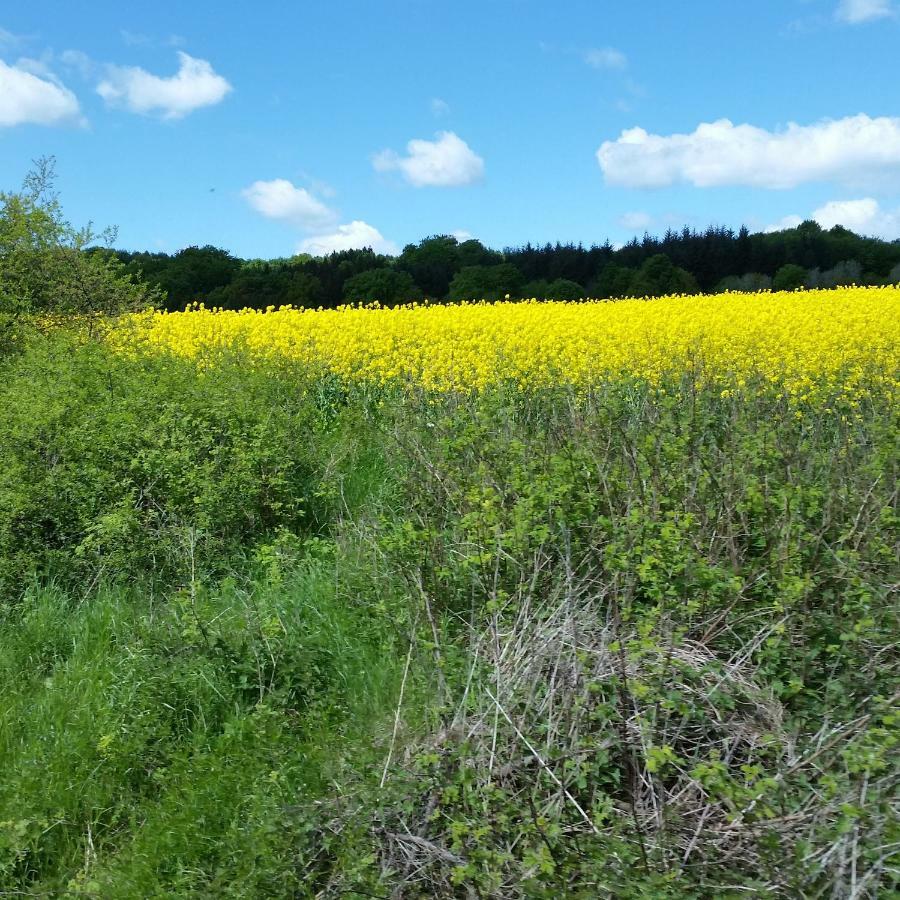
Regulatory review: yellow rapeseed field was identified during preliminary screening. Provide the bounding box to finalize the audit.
[113,287,900,397]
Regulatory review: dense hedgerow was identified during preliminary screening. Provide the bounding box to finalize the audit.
[0,335,351,601]
[0,300,897,897]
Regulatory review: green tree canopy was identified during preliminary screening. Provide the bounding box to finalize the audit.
[588,263,636,299]
[628,254,698,297]
[342,267,421,306]
[805,259,863,289]
[398,235,499,299]
[773,263,808,292]
[447,263,524,302]
[522,278,585,301]
[207,269,323,311]
[94,206,900,311]
[589,255,697,299]
[1,158,159,348]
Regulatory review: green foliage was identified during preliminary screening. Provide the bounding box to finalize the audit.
[591,253,698,298]
[773,263,808,291]
[0,158,159,345]
[447,262,525,301]
[356,381,898,896]
[121,245,242,310]
[716,271,773,292]
[206,266,323,310]
[588,261,635,298]
[0,556,409,897]
[342,266,421,305]
[0,332,896,897]
[107,221,900,311]
[805,258,863,289]
[0,336,340,600]
[522,277,585,300]
[630,253,698,296]
[397,235,500,298]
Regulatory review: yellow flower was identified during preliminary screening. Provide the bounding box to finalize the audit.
[109,287,900,401]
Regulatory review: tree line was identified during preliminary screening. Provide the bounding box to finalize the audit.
[114,224,900,311]
[4,159,900,327]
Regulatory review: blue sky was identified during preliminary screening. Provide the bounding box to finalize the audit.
[2,0,899,258]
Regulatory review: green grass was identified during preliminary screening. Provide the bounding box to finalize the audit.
[0,333,897,897]
[0,553,415,897]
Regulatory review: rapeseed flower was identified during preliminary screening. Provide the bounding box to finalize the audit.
[110,287,900,399]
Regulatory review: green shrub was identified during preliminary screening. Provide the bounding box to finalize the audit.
[0,336,337,601]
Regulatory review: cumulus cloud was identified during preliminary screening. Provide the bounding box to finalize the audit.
[813,198,884,230]
[241,179,337,230]
[373,131,485,187]
[298,220,398,256]
[835,0,895,23]
[452,229,474,241]
[597,114,900,189]
[766,214,804,233]
[618,211,653,230]
[243,177,397,255]
[97,51,231,119]
[585,46,627,69]
[767,197,900,238]
[0,57,82,127]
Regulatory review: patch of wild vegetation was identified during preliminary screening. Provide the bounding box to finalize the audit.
[0,161,897,897]
[0,337,896,897]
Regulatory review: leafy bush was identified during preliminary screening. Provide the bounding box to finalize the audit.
[0,159,159,351]
[0,336,336,600]
[350,383,899,897]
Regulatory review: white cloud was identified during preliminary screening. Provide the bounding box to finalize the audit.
[835,0,895,23]
[373,131,485,187]
[597,114,900,189]
[97,51,231,119]
[303,175,336,199]
[452,229,474,242]
[813,198,882,230]
[765,214,804,233]
[618,211,653,230]
[298,220,398,256]
[766,197,900,238]
[241,179,337,230]
[431,97,450,117]
[243,178,396,255]
[585,46,627,69]
[0,57,82,127]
